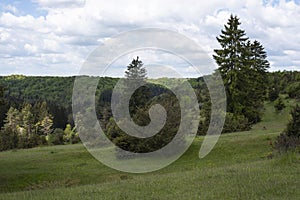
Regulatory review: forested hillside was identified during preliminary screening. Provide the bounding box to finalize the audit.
[0,75,118,127]
[0,71,300,127]
[0,72,298,122]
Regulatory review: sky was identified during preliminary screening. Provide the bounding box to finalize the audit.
[0,0,300,77]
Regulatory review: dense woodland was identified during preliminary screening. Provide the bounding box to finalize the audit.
[0,15,299,153]
[0,70,299,152]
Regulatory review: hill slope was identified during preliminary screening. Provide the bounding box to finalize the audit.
[0,100,299,199]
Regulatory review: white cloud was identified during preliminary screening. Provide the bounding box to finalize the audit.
[24,43,38,54]
[2,4,18,14]
[0,31,10,42]
[0,0,299,76]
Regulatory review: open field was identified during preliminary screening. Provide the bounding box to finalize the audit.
[0,101,299,199]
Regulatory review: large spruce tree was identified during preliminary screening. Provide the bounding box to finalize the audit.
[244,40,270,122]
[213,14,249,114]
[213,14,269,124]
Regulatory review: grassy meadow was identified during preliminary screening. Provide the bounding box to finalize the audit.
[0,100,299,199]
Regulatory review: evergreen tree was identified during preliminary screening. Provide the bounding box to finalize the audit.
[33,101,52,135]
[125,56,147,80]
[214,15,270,124]
[242,40,270,122]
[248,40,270,100]
[124,57,150,115]
[41,115,53,138]
[4,107,22,136]
[0,107,19,151]
[213,14,249,114]
[286,104,300,138]
[21,103,34,137]
[35,101,49,122]
[275,105,300,152]
[250,41,270,73]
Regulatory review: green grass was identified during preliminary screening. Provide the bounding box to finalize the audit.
[0,101,299,199]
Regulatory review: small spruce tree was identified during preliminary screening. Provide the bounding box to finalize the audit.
[275,105,300,152]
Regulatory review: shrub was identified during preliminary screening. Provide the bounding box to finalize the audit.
[285,104,300,138]
[275,105,300,153]
[47,128,64,145]
[222,113,250,133]
[274,97,285,112]
[63,124,80,144]
[275,133,300,154]
[0,127,18,151]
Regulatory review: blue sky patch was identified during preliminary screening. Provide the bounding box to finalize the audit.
[0,0,47,17]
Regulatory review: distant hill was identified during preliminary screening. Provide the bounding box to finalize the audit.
[0,75,119,108]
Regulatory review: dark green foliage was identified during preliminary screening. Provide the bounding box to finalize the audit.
[1,68,299,152]
[275,105,300,153]
[269,87,280,102]
[275,133,300,153]
[274,98,285,112]
[286,82,300,99]
[0,75,119,150]
[243,40,270,123]
[197,84,211,135]
[115,93,181,154]
[0,85,9,128]
[130,85,152,115]
[285,104,300,138]
[213,14,249,115]
[268,71,300,100]
[47,102,71,129]
[0,75,74,108]
[213,14,269,125]
[0,75,119,129]
[48,128,64,145]
[0,127,18,151]
[222,112,250,133]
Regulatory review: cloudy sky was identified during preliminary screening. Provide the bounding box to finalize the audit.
[0,0,300,77]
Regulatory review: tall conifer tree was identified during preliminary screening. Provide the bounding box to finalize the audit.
[213,14,249,114]
[214,15,270,124]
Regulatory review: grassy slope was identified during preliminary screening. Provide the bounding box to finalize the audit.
[0,100,299,199]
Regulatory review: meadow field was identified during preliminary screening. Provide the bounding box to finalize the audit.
[0,101,299,200]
